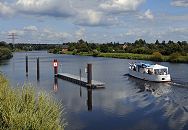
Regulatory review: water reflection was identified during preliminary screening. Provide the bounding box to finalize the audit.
[87,88,92,111]
[127,76,188,130]
[53,77,93,112]
[53,77,58,92]
[80,86,82,97]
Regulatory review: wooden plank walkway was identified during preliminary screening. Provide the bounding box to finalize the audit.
[57,73,105,89]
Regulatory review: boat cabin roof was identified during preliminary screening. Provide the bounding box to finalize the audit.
[135,63,168,70]
[146,64,168,70]
[136,63,151,67]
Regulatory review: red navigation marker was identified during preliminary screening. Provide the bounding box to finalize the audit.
[53,59,58,67]
[53,59,58,76]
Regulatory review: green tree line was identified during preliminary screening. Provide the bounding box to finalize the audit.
[66,39,188,56]
[63,39,188,63]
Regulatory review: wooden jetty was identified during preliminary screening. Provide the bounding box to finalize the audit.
[57,73,105,89]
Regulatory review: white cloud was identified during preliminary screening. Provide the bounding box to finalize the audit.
[139,9,154,20]
[100,0,145,13]
[16,0,74,17]
[75,28,86,40]
[24,25,38,31]
[14,0,120,27]
[158,27,188,41]
[0,2,14,17]
[169,27,188,34]
[76,10,102,26]
[144,9,154,20]
[75,9,121,26]
[0,0,145,27]
[6,26,71,43]
[8,29,25,36]
[171,0,188,7]
[40,28,70,40]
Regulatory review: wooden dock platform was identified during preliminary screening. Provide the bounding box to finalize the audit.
[57,73,105,89]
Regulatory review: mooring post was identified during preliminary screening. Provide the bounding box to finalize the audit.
[37,57,40,81]
[87,64,92,87]
[26,55,28,76]
[53,59,58,76]
[79,68,82,97]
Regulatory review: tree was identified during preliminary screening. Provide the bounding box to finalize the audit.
[155,40,160,45]
[100,44,109,53]
[78,39,85,44]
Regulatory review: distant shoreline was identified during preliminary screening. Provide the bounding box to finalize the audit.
[63,51,188,63]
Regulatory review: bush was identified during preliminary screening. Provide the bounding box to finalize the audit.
[0,74,65,130]
[131,47,152,54]
[169,52,181,62]
[0,47,13,60]
[72,49,78,55]
[150,52,163,61]
[92,50,100,57]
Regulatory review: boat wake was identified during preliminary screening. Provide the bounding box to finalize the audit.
[168,81,188,88]
[124,73,188,89]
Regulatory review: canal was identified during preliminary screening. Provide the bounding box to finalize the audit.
[0,51,188,130]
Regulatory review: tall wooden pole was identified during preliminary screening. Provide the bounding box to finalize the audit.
[87,64,92,86]
[37,57,40,81]
[26,55,28,76]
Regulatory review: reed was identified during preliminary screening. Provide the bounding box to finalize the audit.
[0,75,65,130]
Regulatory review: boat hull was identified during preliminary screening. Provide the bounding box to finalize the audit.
[128,68,171,82]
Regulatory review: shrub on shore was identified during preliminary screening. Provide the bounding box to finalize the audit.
[0,47,13,60]
[92,50,100,57]
[168,52,181,62]
[150,52,163,61]
[0,74,65,130]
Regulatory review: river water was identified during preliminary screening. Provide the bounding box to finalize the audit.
[0,51,188,130]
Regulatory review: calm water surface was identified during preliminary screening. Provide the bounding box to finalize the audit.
[0,51,188,130]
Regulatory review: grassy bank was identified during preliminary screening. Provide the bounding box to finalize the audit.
[0,74,65,130]
[65,51,188,63]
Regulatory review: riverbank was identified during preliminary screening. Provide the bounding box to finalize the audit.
[0,74,65,130]
[65,51,188,63]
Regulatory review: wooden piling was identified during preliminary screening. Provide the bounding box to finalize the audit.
[37,57,40,81]
[79,68,82,97]
[87,64,92,86]
[26,55,28,76]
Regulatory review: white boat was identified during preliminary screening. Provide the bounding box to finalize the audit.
[128,62,171,82]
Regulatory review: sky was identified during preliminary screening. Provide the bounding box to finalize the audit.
[0,0,188,44]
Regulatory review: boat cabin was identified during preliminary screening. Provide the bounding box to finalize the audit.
[146,64,168,75]
[131,63,169,75]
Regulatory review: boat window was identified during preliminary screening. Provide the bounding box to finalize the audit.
[148,69,153,74]
[154,69,168,75]
[161,69,168,75]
